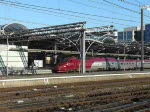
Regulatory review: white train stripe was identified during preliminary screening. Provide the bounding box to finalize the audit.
[0,72,150,82]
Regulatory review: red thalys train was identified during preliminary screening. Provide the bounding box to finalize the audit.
[54,57,150,73]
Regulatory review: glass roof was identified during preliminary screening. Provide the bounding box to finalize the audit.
[102,37,115,43]
[95,36,115,43]
[0,23,27,34]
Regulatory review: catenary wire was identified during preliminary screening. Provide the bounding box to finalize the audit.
[117,0,141,7]
[65,0,142,19]
[0,0,140,23]
[0,1,135,27]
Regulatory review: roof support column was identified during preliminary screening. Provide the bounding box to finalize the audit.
[81,30,86,74]
[6,35,9,77]
[141,8,144,71]
[54,44,57,65]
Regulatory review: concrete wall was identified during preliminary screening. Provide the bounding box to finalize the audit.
[0,44,28,75]
[0,73,150,88]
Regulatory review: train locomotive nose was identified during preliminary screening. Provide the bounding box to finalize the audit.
[55,64,68,73]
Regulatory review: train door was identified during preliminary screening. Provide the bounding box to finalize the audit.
[69,60,76,72]
[105,58,110,70]
[106,58,118,70]
[86,59,93,71]
[117,59,121,70]
[72,59,81,72]
[136,60,141,69]
[101,61,107,71]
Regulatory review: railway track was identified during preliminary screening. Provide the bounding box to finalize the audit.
[0,78,149,112]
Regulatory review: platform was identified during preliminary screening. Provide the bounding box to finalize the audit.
[0,70,150,88]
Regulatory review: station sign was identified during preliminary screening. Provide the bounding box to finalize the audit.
[34,60,43,68]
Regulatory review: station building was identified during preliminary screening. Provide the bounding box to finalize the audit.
[118,26,140,43]
[118,24,150,43]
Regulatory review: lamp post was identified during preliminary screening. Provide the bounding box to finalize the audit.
[54,44,57,65]
[6,34,9,77]
[124,43,126,71]
[141,5,150,71]
[81,30,86,74]
[123,31,127,71]
[141,7,144,71]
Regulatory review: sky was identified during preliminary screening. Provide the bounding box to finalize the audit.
[0,0,150,31]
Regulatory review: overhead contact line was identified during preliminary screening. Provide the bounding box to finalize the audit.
[0,0,140,23]
[102,0,150,18]
[0,0,133,27]
[66,0,140,19]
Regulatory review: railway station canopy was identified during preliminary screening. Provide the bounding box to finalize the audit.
[1,22,150,57]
